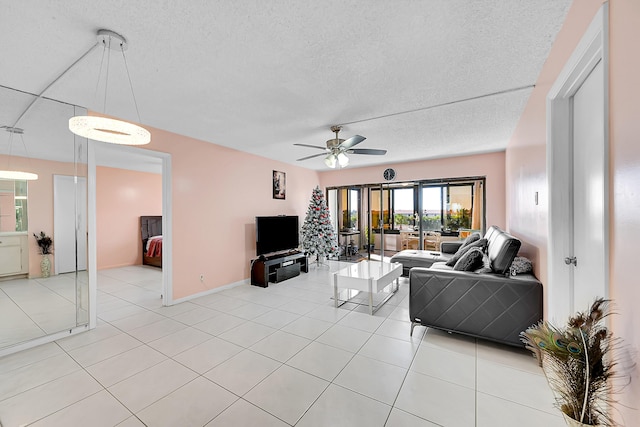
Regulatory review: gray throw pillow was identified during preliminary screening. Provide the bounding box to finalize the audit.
[460,232,481,249]
[474,254,492,274]
[453,248,485,271]
[446,238,487,267]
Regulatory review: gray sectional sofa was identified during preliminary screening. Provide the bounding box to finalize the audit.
[399,226,543,347]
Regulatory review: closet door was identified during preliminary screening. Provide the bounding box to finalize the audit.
[54,175,87,274]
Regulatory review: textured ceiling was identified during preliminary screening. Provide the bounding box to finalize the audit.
[0,1,572,171]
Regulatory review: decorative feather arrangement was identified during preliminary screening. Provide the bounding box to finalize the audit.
[521,298,617,426]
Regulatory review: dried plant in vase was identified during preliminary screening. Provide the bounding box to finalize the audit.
[521,298,618,427]
[33,231,53,255]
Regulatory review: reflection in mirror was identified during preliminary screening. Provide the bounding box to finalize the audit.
[0,179,28,232]
[0,86,89,352]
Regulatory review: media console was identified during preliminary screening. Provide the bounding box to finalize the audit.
[250,251,308,287]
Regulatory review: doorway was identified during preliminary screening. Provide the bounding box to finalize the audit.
[88,143,172,328]
[547,4,609,322]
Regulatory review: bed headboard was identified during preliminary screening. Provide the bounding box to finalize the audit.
[140,216,162,241]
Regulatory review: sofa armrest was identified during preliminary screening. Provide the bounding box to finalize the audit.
[440,241,463,254]
[409,268,542,347]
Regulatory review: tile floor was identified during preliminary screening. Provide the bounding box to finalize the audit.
[0,273,85,348]
[0,263,565,426]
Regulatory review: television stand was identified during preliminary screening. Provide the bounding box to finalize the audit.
[251,251,308,287]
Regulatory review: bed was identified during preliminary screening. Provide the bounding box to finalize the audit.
[140,216,162,268]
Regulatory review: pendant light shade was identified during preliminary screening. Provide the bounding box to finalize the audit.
[68,30,150,146]
[0,170,38,180]
[69,116,150,145]
[0,127,38,181]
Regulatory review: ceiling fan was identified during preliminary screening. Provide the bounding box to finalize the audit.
[295,126,387,168]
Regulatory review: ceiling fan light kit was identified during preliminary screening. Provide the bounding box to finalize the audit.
[324,153,337,168]
[336,152,349,167]
[68,30,150,146]
[295,125,386,169]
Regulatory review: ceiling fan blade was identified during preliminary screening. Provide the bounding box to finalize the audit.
[348,148,387,155]
[339,134,366,150]
[296,153,327,161]
[294,143,327,151]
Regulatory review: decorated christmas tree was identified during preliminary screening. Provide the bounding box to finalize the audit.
[302,186,339,263]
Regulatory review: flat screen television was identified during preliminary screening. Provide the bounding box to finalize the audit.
[255,215,299,256]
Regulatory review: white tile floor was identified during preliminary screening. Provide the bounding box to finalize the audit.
[0,263,566,426]
[0,273,84,348]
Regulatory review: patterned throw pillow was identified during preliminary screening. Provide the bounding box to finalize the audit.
[460,232,481,249]
[453,248,485,271]
[509,256,533,275]
[446,238,487,267]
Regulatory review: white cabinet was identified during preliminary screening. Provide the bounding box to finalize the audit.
[0,234,28,277]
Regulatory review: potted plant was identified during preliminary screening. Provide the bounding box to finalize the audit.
[33,231,53,278]
[521,298,618,426]
[364,228,375,252]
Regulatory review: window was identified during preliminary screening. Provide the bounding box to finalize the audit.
[340,188,360,230]
[421,186,443,231]
[445,185,473,231]
[392,188,414,231]
[328,176,485,253]
[422,182,478,232]
[370,188,389,230]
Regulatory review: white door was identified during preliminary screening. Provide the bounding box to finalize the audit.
[54,175,87,274]
[547,4,608,322]
[570,61,606,312]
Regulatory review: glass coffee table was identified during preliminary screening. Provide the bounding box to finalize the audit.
[333,261,402,315]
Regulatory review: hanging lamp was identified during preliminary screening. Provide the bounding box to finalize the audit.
[69,30,150,145]
[0,127,38,181]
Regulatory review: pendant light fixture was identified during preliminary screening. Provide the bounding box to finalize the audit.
[69,30,150,145]
[0,126,38,181]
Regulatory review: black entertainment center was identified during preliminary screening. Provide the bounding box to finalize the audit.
[251,215,308,287]
[250,251,308,287]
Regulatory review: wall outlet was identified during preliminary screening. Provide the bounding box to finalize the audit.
[199,274,204,282]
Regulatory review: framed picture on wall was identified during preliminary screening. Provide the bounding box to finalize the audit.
[273,170,286,199]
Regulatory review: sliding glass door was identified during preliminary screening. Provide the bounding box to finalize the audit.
[327,176,485,258]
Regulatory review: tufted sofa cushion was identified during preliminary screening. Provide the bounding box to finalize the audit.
[486,229,521,275]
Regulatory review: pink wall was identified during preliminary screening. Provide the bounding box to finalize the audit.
[505,0,603,286]
[114,124,320,299]
[319,152,506,230]
[96,166,162,269]
[506,0,640,422]
[99,127,502,300]
[0,154,78,277]
[609,0,640,421]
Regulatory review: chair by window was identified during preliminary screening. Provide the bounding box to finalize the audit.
[423,231,441,251]
[401,231,420,250]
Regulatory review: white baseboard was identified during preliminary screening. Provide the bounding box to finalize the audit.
[170,278,251,305]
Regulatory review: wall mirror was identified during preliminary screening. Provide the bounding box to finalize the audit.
[0,85,88,352]
[0,179,28,232]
